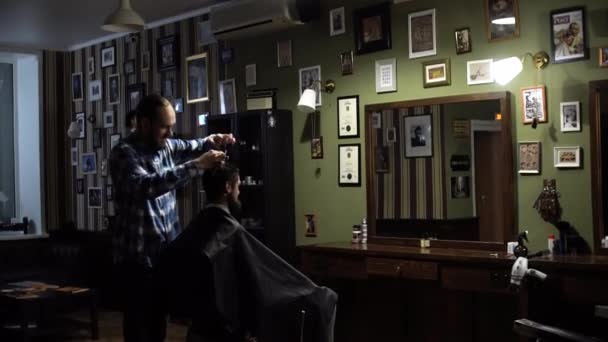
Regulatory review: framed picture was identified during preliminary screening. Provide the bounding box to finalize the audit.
[408,9,436,59]
[221,48,234,64]
[87,57,95,75]
[337,95,359,138]
[197,20,216,46]
[521,85,547,124]
[484,0,520,42]
[110,134,121,150]
[103,110,114,129]
[100,159,108,177]
[173,98,184,113]
[161,72,175,98]
[467,59,494,85]
[404,114,433,158]
[518,141,541,174]
[72,72,83,101]
[375,146,389,173]
[329,7,346,36]
[157,35,179,71]
[299,65,321,106]
[554,146,581,168]
[600,47,608,68]
[375,58,396,93]
[89,79,102,102]
[219,79,237,114]
[106,184,113,201]
[386,127,396,143]
[372,112,382,129]
[451,176,470,199]
[560,101,581,132]
[141,51,150,71]
[353,2,391,55]
[305,214,317,237]
[454,27,472,54]
[422,58,450,88]
[339,51,354,75]
[338,144,361,186]
[88,187,102,209]
[107,73,120,105]
[245,64,256,87]
[551,7,587,64]
[75,112,86,139]
[71,147,78,166]
[81,152,97,175]
[311,137,323,159]
[93,128,102,149]
[76,178,84,194]
[126,83,145,114]
[124,59,135,75]
[101,45,116,68]
[277,40,292,67]
[198,114,207,126]
[185,53,209,104]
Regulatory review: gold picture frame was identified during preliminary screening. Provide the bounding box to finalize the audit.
[185,52,209,104]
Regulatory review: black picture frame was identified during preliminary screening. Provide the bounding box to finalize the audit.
[550,6,588,64]
[157,35,179,71]
[337,95,360,139]
[403,114,433,158]
[353,2,392,55]
[93,128,103,149]
[338,143,361,187]
[311,136,324,159]
[126,83,146,114]
[454,27,472,54]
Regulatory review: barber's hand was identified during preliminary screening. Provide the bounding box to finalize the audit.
[193,150,226,170]
[208,133,236,147]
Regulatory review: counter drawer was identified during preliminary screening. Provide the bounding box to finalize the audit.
[367,257,438,280]
[441,266,511,293]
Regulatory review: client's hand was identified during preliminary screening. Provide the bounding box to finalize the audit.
[194,150,226,170]
[208,133,236,147]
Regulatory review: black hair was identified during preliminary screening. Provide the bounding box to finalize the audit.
[125,110,137,129]
[135,94,171,124]
[202,164,240,202]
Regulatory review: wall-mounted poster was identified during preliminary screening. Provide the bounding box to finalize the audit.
[551,7,588,64]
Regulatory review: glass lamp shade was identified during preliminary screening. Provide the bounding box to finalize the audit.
[102,0,145,33]
[492,56,523,86]
[297,88,317,113]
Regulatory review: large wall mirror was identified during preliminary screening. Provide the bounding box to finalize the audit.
[590,80,608,255]
[365,92,514,249]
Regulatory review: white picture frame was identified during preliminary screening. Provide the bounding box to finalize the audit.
[75,112,86,139]
[100,46,116,68]
[103,110,115,128]
[245,64,256,87]
[554,146,581,168]
[299,65,322,106]
[408,8,436,59]
[89,80,102,102]
[518,141,541,174]
[467,59,494,85]
[88,187,102,208]
[560,101,581,132]
[329,7,346,36]
[81,152,97,175]
[219,78,237,114]
[375,58,397,93]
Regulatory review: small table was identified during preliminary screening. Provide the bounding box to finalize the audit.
[0,281,98,341]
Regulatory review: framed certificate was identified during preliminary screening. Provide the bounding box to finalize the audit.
[338,144,361,187]
[337,95,359,138]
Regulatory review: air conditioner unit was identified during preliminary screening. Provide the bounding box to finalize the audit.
[210,0,319,40]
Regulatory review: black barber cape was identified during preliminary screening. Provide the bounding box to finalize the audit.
[158,206,338,342]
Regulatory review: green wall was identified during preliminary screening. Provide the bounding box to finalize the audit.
[227,0,608,251]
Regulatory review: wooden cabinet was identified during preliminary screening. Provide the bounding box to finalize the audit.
[206,110,295,260]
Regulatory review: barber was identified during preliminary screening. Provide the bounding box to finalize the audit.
[109,94,235,342]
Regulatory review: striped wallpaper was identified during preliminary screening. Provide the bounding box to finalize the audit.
[43,15,222,231]
[374,105,446,220]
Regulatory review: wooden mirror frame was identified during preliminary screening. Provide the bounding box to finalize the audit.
[364,91,514,251]
[590,80,608,255]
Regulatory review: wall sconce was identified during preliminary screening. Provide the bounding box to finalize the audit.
[492,51,549,86]
[297,79,336,113]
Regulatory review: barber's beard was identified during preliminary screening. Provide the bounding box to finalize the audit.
[227,195,242,221]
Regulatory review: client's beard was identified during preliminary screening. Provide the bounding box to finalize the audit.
[228,196,242,221]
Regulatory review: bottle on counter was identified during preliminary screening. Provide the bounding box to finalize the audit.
[361,218,368,244]
[352,224,361,244]
[548,234,555,255]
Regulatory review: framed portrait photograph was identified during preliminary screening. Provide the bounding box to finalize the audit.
[93,128,102,149]
[554,146,581,168]
[72,72,83,101]
[124,59,135,76]
[277,40,292,68]
[141,51,150,71]
[372,112,382,129]
[103,110,114,128]
[386,127,396,143]
[375,146,389,173]
[110,134,121,150]
[375,58,396,93]
[185,52,209,104]
[551,7,587,64]
[484,0,520,42]
[353,2,391,55]
[518,141,541,174]
[338,144,361,187]
[451,176,470,199]
[600,47,608,68]
[521,85,547,124]
[87,57,95,75]
[81,152,97,175]
[311,136,323,159]
[304,214,317,237]
[408,8,436,59]
[107,73,120,105]
[340,51,354,75]
[71,147,78,166]
[157,35,179,71]
[161,72,175,98]
[219,78,237,115]
[560,101,581,132]
[101,45,115,68]
[126,83,145,114]
[422,58,450,88]
[404,114,433,158]
[88,187,102,209]
[173,98,184,113]
[245,64,256,87]
[299,65,321,106]
[75,112,86,139]
[337,95,359,138]
[88,79,102,102]
[329,6,346,36]
[76,178,84,194]
[455,27,472,54]
[467,59,494,85]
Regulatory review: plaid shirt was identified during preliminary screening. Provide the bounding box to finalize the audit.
[109,134,211,267]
